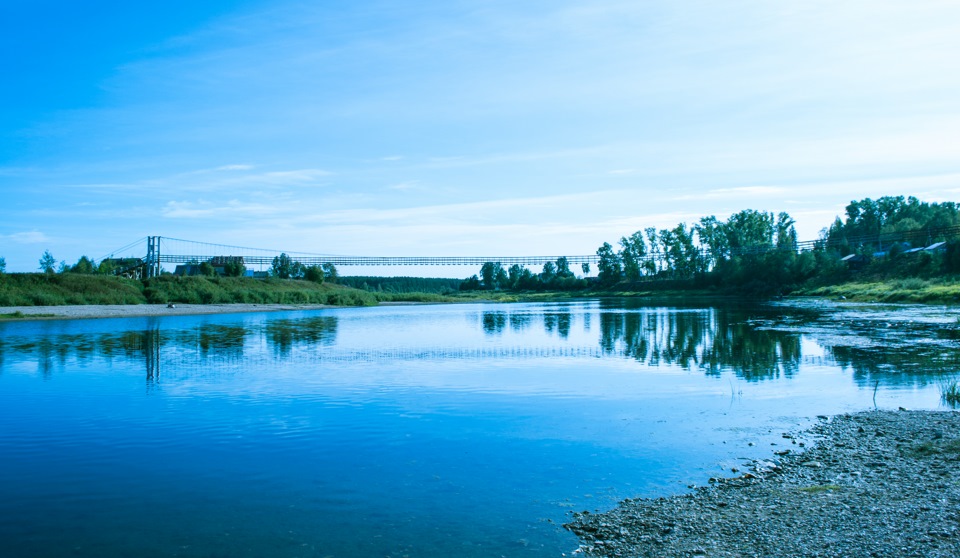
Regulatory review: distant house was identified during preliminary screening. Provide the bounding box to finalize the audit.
[174,264,204,276]
[841,254,868,269]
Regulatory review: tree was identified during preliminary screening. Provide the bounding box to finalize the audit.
[322,263,338,283]
[659,224,700,278]
[304,265,325,283]
[695,216,728,271]
[596,242,622,286]
[507,264,525,289]
[724,209,775,251]
[223,260,246,277]
[581,262,590,275]
[271,253,294,278]
[619,231,647,281]
[495,266,508,289]
[540,261,557,284]
[290,261,305,279]
[460,274,482,291]
[199,262,216,276]
[480,261,504,290]
[39,250,56,274]
[555,256,574,278]
[644,227,660,275]
[71,256,96,274]
[0,256,5,273]
[775,212,798,251]
[97,259,117,275]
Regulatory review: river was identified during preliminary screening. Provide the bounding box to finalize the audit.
[1,298,958,557]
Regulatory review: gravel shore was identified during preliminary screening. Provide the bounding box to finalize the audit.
[566,410,960,557]
[0,303,335,320]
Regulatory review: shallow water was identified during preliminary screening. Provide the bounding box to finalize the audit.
[1,299,958,557]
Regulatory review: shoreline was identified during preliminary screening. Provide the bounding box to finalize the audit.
[566,409,960,557]
[0,303,339,320]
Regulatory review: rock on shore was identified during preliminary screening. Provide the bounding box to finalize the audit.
[566,410,960,557]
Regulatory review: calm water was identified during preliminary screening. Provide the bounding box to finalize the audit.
[1,299,959,557]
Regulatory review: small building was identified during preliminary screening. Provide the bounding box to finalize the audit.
[841,254,867,269]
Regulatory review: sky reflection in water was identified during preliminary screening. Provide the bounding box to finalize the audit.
[0,300,959,557]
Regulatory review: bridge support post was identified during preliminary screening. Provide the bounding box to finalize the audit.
[146,236,161,278]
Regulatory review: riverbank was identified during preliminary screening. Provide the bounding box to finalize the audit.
[0,303,338,320]
[566,409,960,557]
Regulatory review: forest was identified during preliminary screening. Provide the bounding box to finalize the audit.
[460,195,960,295]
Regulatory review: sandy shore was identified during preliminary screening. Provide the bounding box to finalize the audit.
[0,303,337,320]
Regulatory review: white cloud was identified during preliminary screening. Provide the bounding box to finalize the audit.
[3,231,49,244]
[162,199,282,219]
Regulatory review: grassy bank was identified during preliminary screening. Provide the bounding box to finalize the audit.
[794,277,960,303]
[0,273,147,306]
[0,273,388,307]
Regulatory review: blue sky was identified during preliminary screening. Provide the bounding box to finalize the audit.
[2,0,959,273]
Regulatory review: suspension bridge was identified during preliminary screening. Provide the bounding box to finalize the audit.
[100,226,960,279]
[101,236,603,278]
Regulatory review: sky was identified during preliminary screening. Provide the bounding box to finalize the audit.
[2,0,959,274]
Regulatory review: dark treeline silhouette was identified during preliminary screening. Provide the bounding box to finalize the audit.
[461,256,589,292]
[462,196,960,295]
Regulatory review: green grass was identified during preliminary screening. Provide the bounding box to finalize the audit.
[941,380,960,408]
[0,273,146,306]
[142,276,378,306]
[909,438,960,458]
[796,278,960,304]
[0,273,382,308]
[0,311,58,319]
[798,485,842,493]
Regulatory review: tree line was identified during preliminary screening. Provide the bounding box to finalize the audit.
[0,250,340,284]
[459,257,590,292]
[462,195,960,294]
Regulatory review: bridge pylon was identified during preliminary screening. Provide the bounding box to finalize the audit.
[146,236,162,278]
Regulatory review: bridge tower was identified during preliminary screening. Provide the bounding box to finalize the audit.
[145,236,161,278]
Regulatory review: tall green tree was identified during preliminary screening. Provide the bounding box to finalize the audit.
[775,212,798,250]
[38,250,56,274]
[695,216,728,270]
[644,227,660,275]
[304,265,324,283]
[619,231,647,280]
[0,256,5,274]
[723,209,775,251]
[71,256,96,274]
[271,253,293,278]
[480,261,504,290]
[596,242,622,286]
[659,224,700,277]
[507,264,525,289]
[540,261,557,284]
[321,263,338,283]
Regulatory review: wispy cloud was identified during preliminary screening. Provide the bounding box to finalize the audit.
[162,199,284,219]
[3,231,49,244]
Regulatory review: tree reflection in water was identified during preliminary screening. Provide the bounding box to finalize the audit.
[1,302,958,390]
